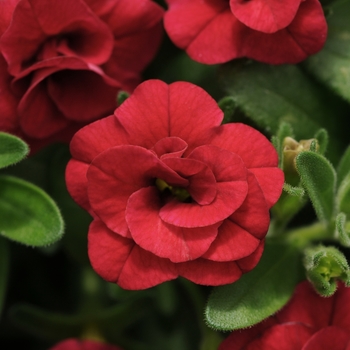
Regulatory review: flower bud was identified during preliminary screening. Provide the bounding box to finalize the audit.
[283,137,318,185]
[304,245,350,296]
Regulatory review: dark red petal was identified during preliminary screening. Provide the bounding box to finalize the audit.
[163,157,217,205]
[331,282,350,332]
[0,0,19,36]
[50,338,123,350]
[164,0,228,50]
[69,115,129,164]
[177,258,242,286]
[126,186,220,263]
[242,0,327,64]
[248,323,314,350]
[236,239,264,272]
[229,0,302,33]
[188,145,247,182]
[202,220,260,262]
[210,123,279,168]
[88,219,134,283]
[87,145,187,238]
[152,137,188,160]
[276,281,334,329]
[65,159,91,212]
[47,69,120,123]
[28,0,113,64]
[114,80,223,152]
[302,327,350,350]
[249,167,284,208]
[160,181,248,227]
[230,171,270,239]
[117,245,178,290]
[18,77,69,139]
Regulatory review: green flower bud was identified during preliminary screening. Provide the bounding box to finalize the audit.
[304,245,350,297]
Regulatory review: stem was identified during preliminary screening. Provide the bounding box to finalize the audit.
[284,222,332,249]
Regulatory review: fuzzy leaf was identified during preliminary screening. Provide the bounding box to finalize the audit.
[314,129,328,156]
[335,212,350,247]
[219,61,348,161]
[337,145,350,187]
[205,241,302,331]
[296,151,336,222]
[304,0,350,102]
[0,132,29,169]
[0,175,64,246]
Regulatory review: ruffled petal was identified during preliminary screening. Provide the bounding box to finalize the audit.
[126,186,220,263]
[177,258,242,286]
[229,0,302,33]
[87,145,187,237]
[331,282,350,332]
[115,80,223,151]
[160,181,248,227]
[302,326,350,350]
[236,240,264,272]
[229,171,270,239]
[202,220,260,262]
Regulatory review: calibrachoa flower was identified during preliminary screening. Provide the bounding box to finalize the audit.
[0,0,164,151]
[49,339,123,350]
[65,79,284,290]
[164,0,327,65]
[219,281,350,350]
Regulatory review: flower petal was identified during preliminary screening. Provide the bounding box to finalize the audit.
[236,239,264,272]
[249,167,284,208]
[330,282,350,332]
[88,219,177,290]
[88,219,134,283]
[229,0,302,33]
[160,181,248,227]
[249,323,314,349]
[202,220,260,262]
[126,186,220,263]
[152,137,188,160]
[230,171,270,238]
[177,258,242,286]
[115,80,223,151]
[87,145,187,237]
[303,326,350,350]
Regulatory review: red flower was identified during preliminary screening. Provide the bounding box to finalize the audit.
[0,0,164,151]
[219,281,350,350]
[49,339,122,350]
[65,79,284,290]
[164,0,327,65]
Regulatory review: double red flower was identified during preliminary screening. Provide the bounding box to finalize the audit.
[0,0,163,151]
[219,281,350,349]
[164,0,327,64]
[66,80,284,290]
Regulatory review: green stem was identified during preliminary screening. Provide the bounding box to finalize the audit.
[284,222,332,249]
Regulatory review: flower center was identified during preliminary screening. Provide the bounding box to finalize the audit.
[155,178,191,203]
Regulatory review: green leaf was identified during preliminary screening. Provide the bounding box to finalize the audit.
[218,96,236,124]
[314,129,328,156]
[0,132,29,169]
[205,241,302,331]
[335,212,350,247]
[304,0,350,102]
[296,151,336,222]
[0,237,9,318]
[219,61,348,162]
[0,175,64,246]
[283,183,305,198]
[336,173,350,215]
[337,145,350,187]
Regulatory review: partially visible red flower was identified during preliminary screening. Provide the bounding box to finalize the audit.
[65,79,284,290]
[164,0,327,65]
[219,281,350,350]
[0,0,164,152]
[49,339,123,350]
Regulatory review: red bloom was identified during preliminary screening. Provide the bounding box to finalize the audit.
[219,281,350,350]
[0,0,163,151]
[164,0,327,65]
[65,80,284,290]
[49,339,122,350]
